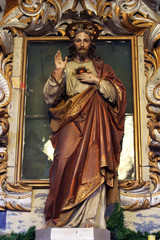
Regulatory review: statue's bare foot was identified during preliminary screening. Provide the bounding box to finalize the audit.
[80,221,98,228]
[40,223,48,230]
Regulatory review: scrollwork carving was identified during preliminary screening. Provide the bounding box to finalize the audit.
[119,180,151,209]
[62,0,79,13]
[19,0,43,16]
[0,146,32,211]
[0,52,12,108]
[153,84,160,101]
[117,0,141,13]
[80,0,97,15]
[1,0,62,37]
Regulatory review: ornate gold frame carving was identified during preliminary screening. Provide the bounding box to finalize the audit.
[0,0,160,211]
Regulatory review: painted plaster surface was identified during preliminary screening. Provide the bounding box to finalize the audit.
[0,189,48,234]
[124,208,160,234]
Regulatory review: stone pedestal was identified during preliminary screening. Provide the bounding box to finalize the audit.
[36,228,111,240]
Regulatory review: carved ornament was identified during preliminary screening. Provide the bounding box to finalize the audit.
[0,0,160,211]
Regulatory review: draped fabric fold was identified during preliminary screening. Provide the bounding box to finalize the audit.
[44,60,127,227]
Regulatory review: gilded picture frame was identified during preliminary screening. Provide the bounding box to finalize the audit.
[15,35,140,187]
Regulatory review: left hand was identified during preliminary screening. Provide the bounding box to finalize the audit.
[76,73,100,86]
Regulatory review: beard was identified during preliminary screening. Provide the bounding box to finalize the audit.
[76,48,89,61]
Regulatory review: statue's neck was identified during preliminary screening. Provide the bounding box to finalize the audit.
[74,55,91,63]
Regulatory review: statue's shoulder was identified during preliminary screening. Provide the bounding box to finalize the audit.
[93,59,113,72]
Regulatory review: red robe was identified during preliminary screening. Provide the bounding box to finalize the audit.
[44,59,127,226]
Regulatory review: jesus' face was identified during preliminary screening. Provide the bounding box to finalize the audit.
[74,32,91,59]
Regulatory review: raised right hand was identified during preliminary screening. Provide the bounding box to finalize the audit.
[54,50,68,70]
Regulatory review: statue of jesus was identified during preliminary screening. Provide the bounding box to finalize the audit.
[43,22,127,228]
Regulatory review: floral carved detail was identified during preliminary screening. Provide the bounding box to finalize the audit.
[1,0,62,37]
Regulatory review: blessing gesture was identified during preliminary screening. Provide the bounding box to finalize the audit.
[54,50,68,70]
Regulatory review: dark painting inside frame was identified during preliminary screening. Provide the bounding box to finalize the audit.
[20,37,136,184]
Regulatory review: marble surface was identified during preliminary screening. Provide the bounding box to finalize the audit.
[36,228,111,240]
